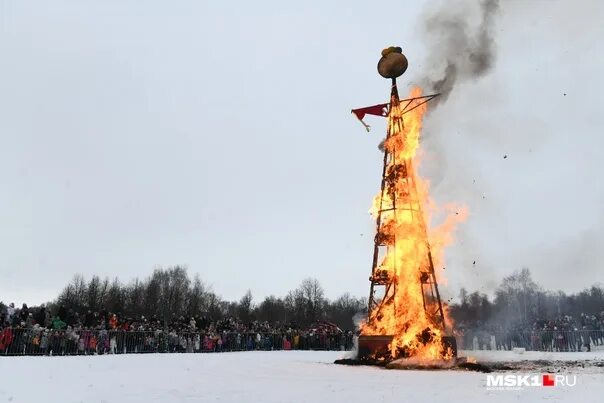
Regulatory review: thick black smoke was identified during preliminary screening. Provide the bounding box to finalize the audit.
[420,0,500,104]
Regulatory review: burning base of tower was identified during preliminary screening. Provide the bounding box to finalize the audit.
[341,47,466,365]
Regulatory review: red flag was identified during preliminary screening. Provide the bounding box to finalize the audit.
[351,103,389,132]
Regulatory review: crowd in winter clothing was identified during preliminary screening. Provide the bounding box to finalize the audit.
[533,313,604,332]
[455,312,604,352]
[0,303,355,356]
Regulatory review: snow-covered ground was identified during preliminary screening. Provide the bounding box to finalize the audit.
[1,350,603,403]
[462,349,604,362]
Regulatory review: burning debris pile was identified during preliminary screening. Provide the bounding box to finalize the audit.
[346,47,465,365]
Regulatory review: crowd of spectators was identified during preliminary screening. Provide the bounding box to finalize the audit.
[0,302,355,356]
[9,299,602,355]
[455,312,604,352]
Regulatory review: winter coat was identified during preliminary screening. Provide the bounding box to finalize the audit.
[5,306,15,324]
[19,307,29,322]
[35,308,46,326]
[52,318,67,330]
[0,327,14,350]
[44,310,51,328]
[40,332,49,349]
[66,327,79,343]
[194,335,200,351]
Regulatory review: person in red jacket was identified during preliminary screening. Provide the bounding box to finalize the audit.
[109,314,118,330]
[0,327,14,352]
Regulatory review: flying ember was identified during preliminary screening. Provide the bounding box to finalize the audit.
[352,47,466,362]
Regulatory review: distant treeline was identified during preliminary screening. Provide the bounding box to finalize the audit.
[449,268,604,330]
[2,267,602,332]
[7,267,367,331]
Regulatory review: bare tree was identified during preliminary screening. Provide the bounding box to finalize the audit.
[255,296,287,323]
[186,274,210,317]
[237,290,254,322]
[106,277,125,314]
[86,275,102,311]
[325,293,366,330]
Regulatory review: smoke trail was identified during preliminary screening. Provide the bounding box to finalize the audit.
[420,0,500,104]
[378,0,500,151]
[343,311,366,358]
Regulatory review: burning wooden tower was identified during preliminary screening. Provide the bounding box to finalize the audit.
[351,47,456,361]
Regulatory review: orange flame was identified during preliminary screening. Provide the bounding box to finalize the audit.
[361,87,465,361]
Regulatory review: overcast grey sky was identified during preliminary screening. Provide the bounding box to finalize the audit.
[1,0,602,305]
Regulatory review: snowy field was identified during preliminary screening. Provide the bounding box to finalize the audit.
[2,350,603,403]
